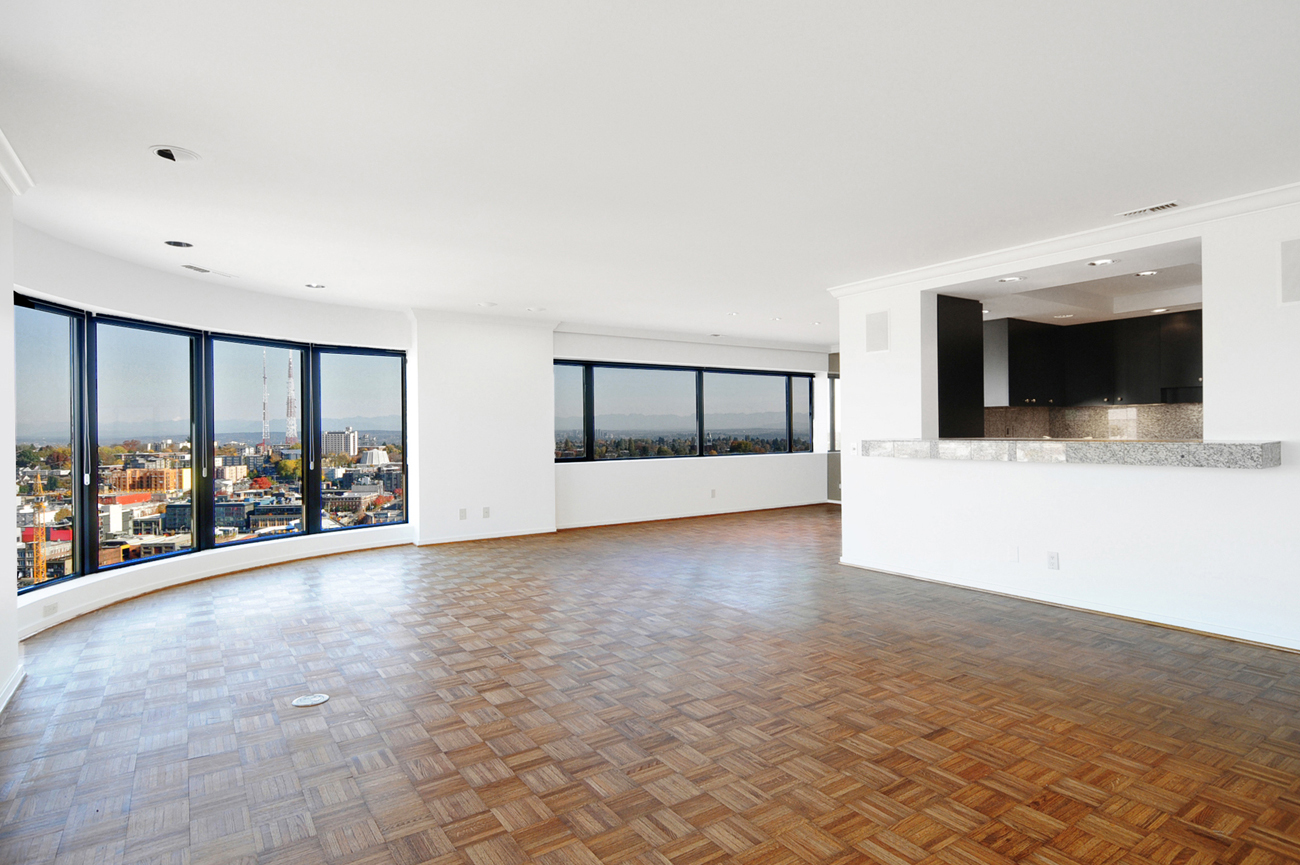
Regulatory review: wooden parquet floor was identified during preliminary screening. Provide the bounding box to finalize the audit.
[2,505,1300,865]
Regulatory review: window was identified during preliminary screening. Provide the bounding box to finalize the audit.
[14,294,407,592]
[211,340,306,544]
[830,375,841,452]
[555,361,814,461]
[15,304,78,589]
[94,321,196,565]
[791,375,812,452]
[555,363,586,458]
[318,351,406,529]
[703,372,787,454]
[594,366,698,459]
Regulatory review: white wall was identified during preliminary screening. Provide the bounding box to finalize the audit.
[11,226,418,638]
[0,188,23,703]
[554,329,830,528]
[838,190,1300,651]
[413,311,556,543]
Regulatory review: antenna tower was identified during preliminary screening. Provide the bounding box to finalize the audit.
[261,348,270,452]
[285,355,299,446]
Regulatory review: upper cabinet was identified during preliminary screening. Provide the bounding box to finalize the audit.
[1007,310,1202,407]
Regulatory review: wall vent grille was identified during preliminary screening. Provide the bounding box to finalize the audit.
[1116,200,1182,218]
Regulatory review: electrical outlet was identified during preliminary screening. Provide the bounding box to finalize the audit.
[710,489,716,499]
[482,506,490,518]
[42,603,57,618]
[1047,552,1060,570]
[458,508,467,520]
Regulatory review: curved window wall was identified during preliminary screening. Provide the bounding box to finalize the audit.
[14,295,407,592]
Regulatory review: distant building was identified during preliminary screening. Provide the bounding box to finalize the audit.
[162,502,192,533]
[248,504,302,531]
[215,464,248,481]
[358,448,390,466]
[322,427,358,457]
[100,466,192,494]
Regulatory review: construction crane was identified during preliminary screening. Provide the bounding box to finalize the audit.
[30,470,46,584]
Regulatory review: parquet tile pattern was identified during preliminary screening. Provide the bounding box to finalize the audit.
[2,504,1300,865]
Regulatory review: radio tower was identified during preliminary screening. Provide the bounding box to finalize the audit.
[261,349,270,452]
[285,355,299,446]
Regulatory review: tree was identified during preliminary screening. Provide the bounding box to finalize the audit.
[121,439,143,453]
[276,459,301,480]
[249,476,273,489]
[15,446,39,468]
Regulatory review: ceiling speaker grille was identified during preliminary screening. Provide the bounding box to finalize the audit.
[1116,200,1182,218]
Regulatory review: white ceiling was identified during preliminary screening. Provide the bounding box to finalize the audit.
[940,239,1203,325]
[3,2,1300,348]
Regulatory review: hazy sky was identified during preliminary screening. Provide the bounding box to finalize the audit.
[593,367,696,420]
[704,372,786,415]
[213,341,300,431]
[14,306,73,438]
[15,307,403,441]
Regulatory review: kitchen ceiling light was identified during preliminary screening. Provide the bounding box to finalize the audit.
[1136,270,1159,276]
[1087,259,1116,266]
[1053,314,1075,319]
[997,276,1023,283]
[983,309,991,314]
[164,240,192,248]
[771,317,782,321]
[1152,308,1169,313]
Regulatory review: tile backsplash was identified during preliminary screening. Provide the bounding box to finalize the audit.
[984,403,1202,440]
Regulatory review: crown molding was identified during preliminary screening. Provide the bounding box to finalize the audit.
[0,126,34,196]
[553,321,832,354]
[828,180,1300,299]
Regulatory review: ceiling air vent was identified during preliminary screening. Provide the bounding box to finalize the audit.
[1116,200,1182,218]
[182,264,210,273]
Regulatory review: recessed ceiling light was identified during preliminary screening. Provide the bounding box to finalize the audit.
[1152,308,1168,313]
[813,321,821,325]
[526,307,546,313]
[150,145,201,162]
[1053,314,1075,319]
[164,240,192,248]
[983,309,991,314]
[1087,259,1116,266]
[998,276,1023,283]
[710,333,723,338]
[305,283,325,289]
[726,312,739,316]
[771,317,782,321]
[476,301,497,307]
[1136,270,1159,276]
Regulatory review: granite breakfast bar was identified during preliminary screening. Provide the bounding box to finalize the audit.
[862,438,1281,468]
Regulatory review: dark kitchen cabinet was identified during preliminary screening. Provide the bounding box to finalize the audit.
[1005,310,1202,407]
[1159,310,1203,389]
[1113,316,1162,405]
[936,295,986,437]
[1007,319,1062,406]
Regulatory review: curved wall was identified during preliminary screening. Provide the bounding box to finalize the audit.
[12,225,418,638]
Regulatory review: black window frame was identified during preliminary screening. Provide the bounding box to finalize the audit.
[828,373,840,453]
[14,292,408,594]
[554,360,814,462]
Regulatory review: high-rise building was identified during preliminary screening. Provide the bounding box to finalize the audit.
[322,427,358,457]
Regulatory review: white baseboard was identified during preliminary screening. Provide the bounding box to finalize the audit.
[0,663,26,715]
[839,558,1300,654]
[416,526,558,546]
[556,499,827,530]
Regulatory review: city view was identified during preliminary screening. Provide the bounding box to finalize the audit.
[15,310,405,589]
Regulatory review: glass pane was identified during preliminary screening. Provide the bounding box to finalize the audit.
[832,377,841,452]
[593,367,697,459]
[319,353,405,529]
[95,323,194,564]
[212,341,306,544]
[792,377,812,452]
[554,364,585,458]
[16,307,76,588]
[703,372,787,455]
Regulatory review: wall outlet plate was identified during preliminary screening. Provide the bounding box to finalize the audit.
[1047,552,1060,570]
[458,508,467,520]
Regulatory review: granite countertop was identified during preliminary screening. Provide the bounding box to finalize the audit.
[861,438,1281,469]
